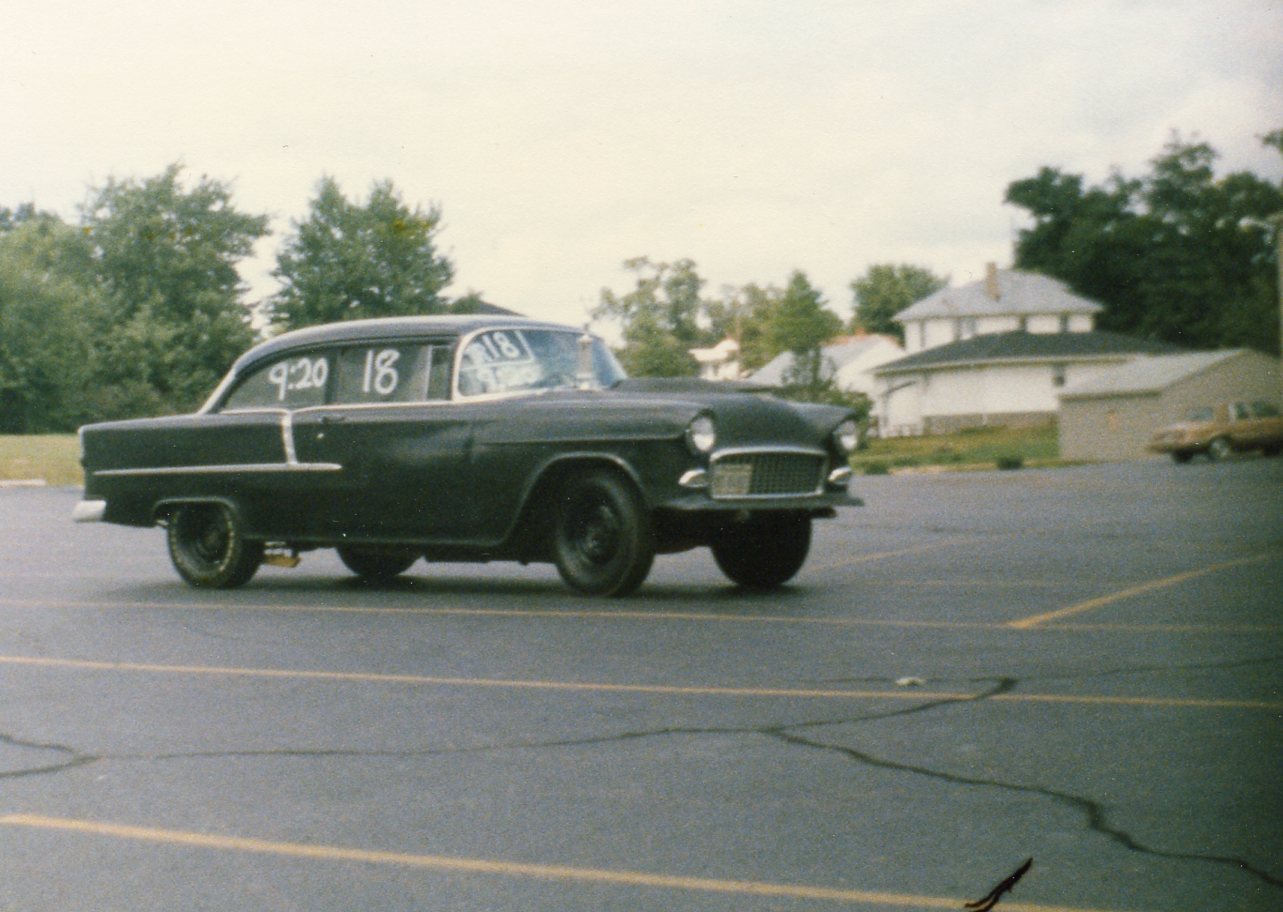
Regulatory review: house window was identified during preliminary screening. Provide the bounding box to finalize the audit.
[1052,364,1066,387]
[1059,314,1070,332]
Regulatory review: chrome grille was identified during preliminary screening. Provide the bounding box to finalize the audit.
[709,452,825,499]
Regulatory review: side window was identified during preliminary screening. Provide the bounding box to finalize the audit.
[334,344,432,404]
[1231,402,1251,421]
[1250,401,1280,418]
[222,352,331,411]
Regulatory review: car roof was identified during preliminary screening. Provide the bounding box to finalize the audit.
[233,315,580,373]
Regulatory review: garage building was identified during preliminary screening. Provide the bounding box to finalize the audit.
[1058,349,1282,461]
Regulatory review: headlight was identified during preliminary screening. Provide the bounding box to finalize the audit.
[834,419,859,453]
[686,415,716,454]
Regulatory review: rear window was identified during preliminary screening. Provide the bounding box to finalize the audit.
[223,352,331,411]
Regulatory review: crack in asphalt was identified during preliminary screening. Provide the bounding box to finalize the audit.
[6,673,1278,892]
[760,677,1283,892]
[0,733,99,780]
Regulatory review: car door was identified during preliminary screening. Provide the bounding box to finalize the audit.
[291,341,479,543]
[212,347,336,538]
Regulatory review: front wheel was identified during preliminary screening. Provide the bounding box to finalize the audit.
[167,503,263,589]
[337,546,418,581]
[711,513,812,590]
[552,470,655,596]
[1206,437,1231,461]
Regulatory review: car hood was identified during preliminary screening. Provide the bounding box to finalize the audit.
[603,379,850,447]
[1152,421,1209,436]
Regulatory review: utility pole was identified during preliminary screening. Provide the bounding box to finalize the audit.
[1274,214,1283,397]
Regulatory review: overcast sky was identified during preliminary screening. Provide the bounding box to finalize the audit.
[7,0,1282,328]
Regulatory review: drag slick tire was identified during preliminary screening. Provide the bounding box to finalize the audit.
[167,503,263,589]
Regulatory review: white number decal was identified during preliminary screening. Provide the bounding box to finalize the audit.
[362,348,401,396]
[268,356,328,401]
[268,362,289,401]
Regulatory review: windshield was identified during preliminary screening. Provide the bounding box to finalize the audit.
[456,328,625,397]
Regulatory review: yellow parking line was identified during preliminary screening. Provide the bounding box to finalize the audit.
[4,596,1279,635]
[1007,552,1279,629]
[0,814,1125,912]
[2,655,1277,711]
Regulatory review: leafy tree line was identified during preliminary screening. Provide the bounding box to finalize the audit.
[1005,130,1283,355]
[0,166,460,432]
[594,257,924,414]
[3,128,1278,433]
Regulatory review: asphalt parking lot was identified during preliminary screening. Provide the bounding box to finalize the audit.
[2,458,1281,911]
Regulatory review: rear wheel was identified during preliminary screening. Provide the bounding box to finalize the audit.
[712,513,812,590]
[552,470,655,596]
[167,503,263,589]
[1206,437,1231,461]
[337,546,418,581]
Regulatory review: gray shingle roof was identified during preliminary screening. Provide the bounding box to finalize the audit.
[893,269,1103,321]
[1058,350,1242,398]
[875,330,1184,374]
[750,336,891,386]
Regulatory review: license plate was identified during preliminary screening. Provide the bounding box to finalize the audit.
[714,462,753,497]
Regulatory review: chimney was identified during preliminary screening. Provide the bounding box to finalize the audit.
[984,262,1000,301]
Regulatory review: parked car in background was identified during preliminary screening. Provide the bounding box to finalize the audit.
[1148,400,1283,463]
[74,316,862,596]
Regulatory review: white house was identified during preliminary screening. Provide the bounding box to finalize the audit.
[874,264,1182,435]
[688,338,742,381]
[749,334,905,421]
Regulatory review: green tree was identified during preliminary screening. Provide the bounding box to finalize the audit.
[704,282,780,372]
[850,263,948,341]
[81,163,269,413]
[0,212,100,431]
[1006,131,1283,354]
[270,177,454,331]
[765,270,842,387]
[594,257,705,376]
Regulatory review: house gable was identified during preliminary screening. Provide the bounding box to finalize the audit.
[895,265,1103,354]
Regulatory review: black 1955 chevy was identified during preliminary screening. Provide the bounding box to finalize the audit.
[74,316,862,596]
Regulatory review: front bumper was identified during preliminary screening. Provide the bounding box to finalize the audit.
[72,499,107,523]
